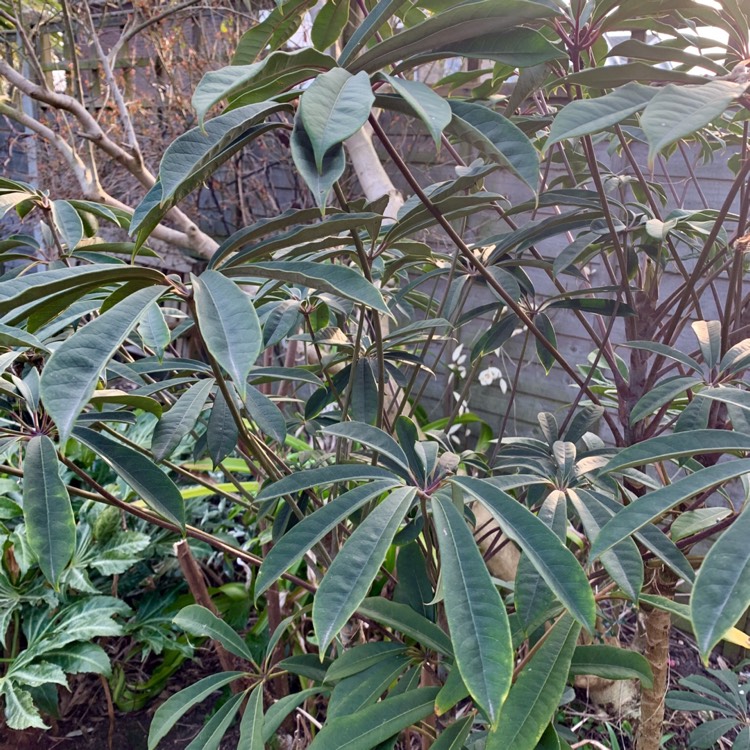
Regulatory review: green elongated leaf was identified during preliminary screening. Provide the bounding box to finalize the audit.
[563,63,708,88]
[257,465,398,503]
[698,387,750,413]
[642,80,747,165]
[691,502,750,657]
[568,489,643,602]
[312,0,350,51]
[72,426,185,529]
[174,604,255,663]
[734,726,750,750]
[591,460,750,559]
[672,508,732,542]
[50,200,84,250]
[434,665,469,715]
[185,692,244,750]
[40,285,165,440]
[347,0,557,74]
[621,340,703,374]
[603,429,750,473]
[232,0,315,65]
[151,378,214,462]
[395,417,426,488]
[139,303,170,361]
[379,74,451,145]
[244,385,286,443]
[328,652,411,718]
[0,323,47,352]
[193,48,335,123]
[453,477,596,631]
[686,719,743,750]
[159,101,288,203]
[256,480,399,597]
[313,487,416,651]
[239,685,264,750]
[394,542,434,620]
[487,615,581,750]
[448,100,539,193]
[719,340,750,376]
[432,716,473,750]
[357,597,453,656]
[207,389,238,467]
[432,495,512,726]
[0,266,165,320]
[546,82,656,147]
[307,687,439,750]
[148,671,245,749]
[629,376,703,425]
[607,39,728,76]
[262,688,329,742]
[277,654,332,682]
[299,68,374,172]
[326,642,409,682]
[338,0,410,66]
[225,261,389,314]
[323,422,410,473]
[291,113,345,208]
[23,436,75,586]
[192,270,261,399]
[535,312,557,374]
[569,645,654,688]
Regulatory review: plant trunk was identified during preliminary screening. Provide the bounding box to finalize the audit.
[636,565,675,750]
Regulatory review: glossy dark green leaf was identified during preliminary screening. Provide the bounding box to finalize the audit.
[591,460,750,560]
[692,502,750,657]
[148,671,245,750]
[326,642,409,683]
[487,615,581,750]
[174,604,255,663]
[535,312,557,374]
[432,495,512,726]
[357,597,453,656]
[256,465,399,503]
[244,385,286,443]
[394,542,434,621]
[569,645,653,687]
[207,389,238,467]
[255,480,399,597]
[454,477,596,631]
[73,426,185,529]
[323,422,410,473]
[192,270,261,399]
[23,436,75,586]
[40,285,164,440]
[313,487,415,651]
[239,685,264,750]
[307,688,439,750]
[328,652,411,718]
[432,715,473,750]
[434,665,469,716]
[151,378,214,462]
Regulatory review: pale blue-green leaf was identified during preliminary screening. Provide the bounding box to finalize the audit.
[313,487,415,651]
[23,435,75,586]
[72,426,184,527]
[51,200,84,250]
[256,480,399,597]
[192,270,261,399]
[299,68,374,171]
[40,285,164,439]
[642,80,747,164]
[591,460,750,559]
[379,74,451,145]
[151,378,214,462]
